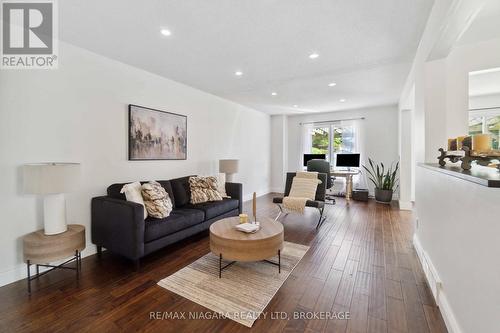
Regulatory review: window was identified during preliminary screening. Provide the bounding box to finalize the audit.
[307,123,356,165]
[468,110,500,149]
[311,127,330,160]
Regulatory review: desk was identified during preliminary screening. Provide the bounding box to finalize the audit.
[331,169,360,201]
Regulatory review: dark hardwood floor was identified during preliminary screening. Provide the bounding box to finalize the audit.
[0,194,447,333]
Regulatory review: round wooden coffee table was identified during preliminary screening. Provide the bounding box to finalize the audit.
[209,216,284,278]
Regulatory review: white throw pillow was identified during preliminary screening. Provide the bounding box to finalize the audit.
[216,173,230,198]
[120,181,148,219]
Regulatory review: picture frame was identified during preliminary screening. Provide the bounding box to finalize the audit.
[128,104,187,160]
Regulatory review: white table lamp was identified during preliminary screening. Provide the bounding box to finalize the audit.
[219,159,239,182]
[23,163,81,235]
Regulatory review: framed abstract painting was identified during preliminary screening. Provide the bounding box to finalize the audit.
[128,104,187,160]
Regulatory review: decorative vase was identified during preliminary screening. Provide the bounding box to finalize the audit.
[375,188,393,204]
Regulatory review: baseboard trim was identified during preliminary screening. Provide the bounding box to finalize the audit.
[398,200,413,210]
[243,189,272,202]
[413,234,463,333]
[0,246,97,288]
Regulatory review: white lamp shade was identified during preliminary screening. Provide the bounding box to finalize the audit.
[23,163,81,194]
[219,159,239,174]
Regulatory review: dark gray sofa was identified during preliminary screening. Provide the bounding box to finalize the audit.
[91,176,242,268]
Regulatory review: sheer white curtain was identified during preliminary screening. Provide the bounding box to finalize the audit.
[301,123,313,156]
[340,119,367,189]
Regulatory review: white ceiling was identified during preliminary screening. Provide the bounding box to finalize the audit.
[59,0,434,115]
[457,0,500,47]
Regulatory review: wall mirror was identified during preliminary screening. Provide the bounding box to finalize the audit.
[468,68,500,149]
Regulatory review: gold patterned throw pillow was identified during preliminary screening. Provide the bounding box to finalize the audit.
[189,176,223,204]
[141,181,173,218]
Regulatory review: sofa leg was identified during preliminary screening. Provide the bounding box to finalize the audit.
[133,259,140,271]
[96,246,102,258]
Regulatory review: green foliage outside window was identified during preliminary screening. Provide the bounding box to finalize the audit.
[311,128,329,155]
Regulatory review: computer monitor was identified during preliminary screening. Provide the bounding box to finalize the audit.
[336,153,360,168]
[303,153,326,167]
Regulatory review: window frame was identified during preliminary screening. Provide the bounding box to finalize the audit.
[310,122,355,166]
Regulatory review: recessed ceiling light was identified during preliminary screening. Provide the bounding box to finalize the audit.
[235,71,243,76]
[271,92,277,96]
[328,82,337,87]
[160,29,172,36]
[309,53,319,59]
[293,105,298,108]
[339,99,346,102]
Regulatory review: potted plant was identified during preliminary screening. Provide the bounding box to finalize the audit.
[362,158,399,204]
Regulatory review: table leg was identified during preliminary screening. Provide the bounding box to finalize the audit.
[27,260,31,294]
[75,250,79,279]
[346,175,353,201]
[278,250,281,274]
[36,264,39,276]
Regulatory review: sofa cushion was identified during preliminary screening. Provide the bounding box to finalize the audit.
[144,208,205,242]
[107,180,175,207]
[120,182,148,219]
[184,198,239,220]
[170,176,194,207]
[189,176,223,204]
[156,181,175,208]
[107,183,127,200]
[170,208,205,221]
[142,181,173,218]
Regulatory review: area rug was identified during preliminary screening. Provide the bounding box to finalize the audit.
[157,241,309,327]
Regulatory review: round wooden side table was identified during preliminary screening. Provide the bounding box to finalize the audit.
[23,224,86,294]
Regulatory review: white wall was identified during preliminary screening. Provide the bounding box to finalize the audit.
[270,115,288,192]
[398,0,456,166]
[396,2,500,332]
[424,58,448,162]
[398,109,414,209]
[420,38,500,163]
[415,166,500,333]
[0,42,271,286]
[285,105,399,195]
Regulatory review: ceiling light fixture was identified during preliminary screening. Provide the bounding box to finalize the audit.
[235,71,243,76]
[160,29,172,36]
[328,82,337,87]
[309,53,319,59]
[271,92,277,96]
[339,99,346,103]
[293,105,298,108]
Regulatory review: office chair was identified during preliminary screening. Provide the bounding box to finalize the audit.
[307,159,336,204]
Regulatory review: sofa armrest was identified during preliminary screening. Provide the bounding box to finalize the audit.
[225,182,243,213]
[91,196,145,260]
